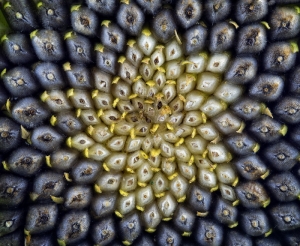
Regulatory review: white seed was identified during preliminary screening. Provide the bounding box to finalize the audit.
[126,43,144,67]
[151,48,165,69]
[178,162,196,181]
[148,154,161,169]
[132,79,148,98]
[96,172,122,192]
[93,68,112,93]
[160,140,175,158]
[170,175,189,200]
[197,122,219,141]
[116,100,135,113]
[185,55,207,74]
[112,81,132,100]
[165,60,184,80]
[100,109,121,125]
[120,173,137,193]
[140,62,155,81]
[174,125,193,138]
[161,158,176,177]
[219,183,237,202]
[80,109,100,125]
[200,96,225,118]
[43,90,72,112]
[106,136,127,151]
[93,91,113,110]
[69,89,93,109]
[71,133,95,151]
[183,111,203,126]
[127,151,144,170]
[135,123,151,137]
[206,53,230,73]
[196,72,220,94]
[119,60,138,84]
[168,112,184,126]
[105,153,127,172]
[131,97,145,112]
[212,111,242,135]
[152,133,163,149]
[136,186,154,208]
[198,168,217,188]
[194,156,214,169]
[177,74,196,95]
[89,124,113,143]
[137,162,154,183]
[125,137,143,152]
[214,83,243,103]
[142,135,154,153]
[151,172,169,194]
[185,136,207,155]
[117,192,136,215]
[162,84,177,103]
[165,39,183,61]
[157,192,177,218]
[175,144,191,162]
[138,32,157,56]
[215,163,237,185]
[162,131,179,144]
[142,202,162,229]
[86,143,110,161]
[147,86,159,100]
[184,90,206,111]
[114,121,134,135]
[207,143,231,163]
[169,96,184,113]
[153,70,166,89]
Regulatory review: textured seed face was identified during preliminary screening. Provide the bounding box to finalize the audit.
[3,1,300,245]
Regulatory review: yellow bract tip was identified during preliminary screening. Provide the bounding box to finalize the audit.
[0,68,6,78]
[265,229,273,237]
[37,2,43,8]
[66,137,72,148]
[63,62,71,71]
[115,210,123,218]
[252,143,260,153]
[122,241,131,246]
[118,56,126,63]
[262,198,271,208]
[57,239,66,246]
[197,211,209,217]
[50,115,57,126]
[146,228,156,233]
[182,231,192,237]
[64,31,73,40]
[1,35,8,43]
[71,4,81,12]
[119,190,129,196]
[2,161,9,171]
[168,172,178,180]
[45,155,51,167]
[94,184,102,193]
[261,21,270,29]
[228,222,238,228]
[127,39,136,47]
[101,20,111,27]
[64,172,72,182]
[232,200,239,206]
[94,43,104,52]
[30,30,38,39]
[51,195,64,204]
[177,195,186,203]
[142,28,151,36]
[210,185,219,192]
[136,205,144,211]
[279,125,288,136]
[261,169,270,180]
[103,163,110,172]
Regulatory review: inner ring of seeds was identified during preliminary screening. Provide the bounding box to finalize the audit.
[46,28,243,225]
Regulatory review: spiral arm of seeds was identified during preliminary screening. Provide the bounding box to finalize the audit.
[1,0,300,245]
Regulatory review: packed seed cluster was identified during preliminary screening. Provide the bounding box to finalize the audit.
[1,0,300,245]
